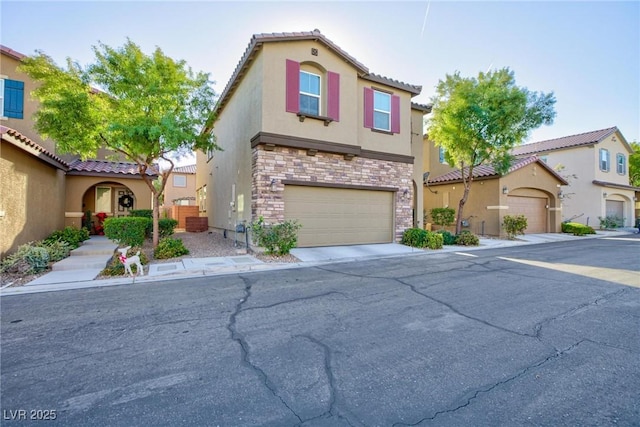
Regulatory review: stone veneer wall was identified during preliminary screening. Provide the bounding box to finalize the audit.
[252,146,414,242]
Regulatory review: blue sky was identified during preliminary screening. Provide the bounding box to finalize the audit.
[2,1,639,147]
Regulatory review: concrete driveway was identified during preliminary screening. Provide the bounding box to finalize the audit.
[291,243,424,262]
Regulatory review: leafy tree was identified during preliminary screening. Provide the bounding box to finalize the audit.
[427,68,556,233]
[629,141,640,187]
[20,40,218,247]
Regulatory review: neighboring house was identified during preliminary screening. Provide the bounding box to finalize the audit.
[196,30,428,247]
[512,127,638,228]
[423,149,568,237]
[1,45,156,258]
[160,164,197,214]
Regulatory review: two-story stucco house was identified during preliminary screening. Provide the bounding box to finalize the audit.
[512,126,638,228]
[1,45,156,258]
[197,30,428,247]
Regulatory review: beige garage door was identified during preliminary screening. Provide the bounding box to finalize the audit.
[508,196,547,233]
[284,185,394,247]
[606,200,624,219]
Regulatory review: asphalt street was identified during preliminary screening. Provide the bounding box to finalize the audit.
[1,236,639,426]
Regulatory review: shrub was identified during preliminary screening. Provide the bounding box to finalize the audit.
[129,209,153,218]
[103,217,148,247]
[38,240,72,262]
[159,218,178,238]
[431,207,456,229]
[44,226,89,249]
[425,231,444,250]
[101,247,149,276]
[401,228,428,248]
[561,222,596,236]
[1,244,51,274]
[456,230,480,246]
[502,214,528,239]
[435,230,456,245]
[251,217,302,255]
[154,237,189,259]
[598,215,623,229]
[83,210,93,230]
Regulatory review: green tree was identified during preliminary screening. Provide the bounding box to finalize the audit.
[629,141,640,187]
[20,40,218,247]
[427,68,556,234]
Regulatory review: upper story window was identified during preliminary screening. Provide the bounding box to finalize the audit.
[364,87,400,134]
[0,77,24,119]
[439,146,447,164]
[299,71,321,116]
[616,153,626,175]
[599,148,610,172]
[173,175,187,187]
[286,59,340,122]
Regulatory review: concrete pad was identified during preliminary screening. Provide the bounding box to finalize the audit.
[52,255,112,271]
[27,269,102,285]
[147,262,185,277]
[182,258,233,269]
[291,243,423,263]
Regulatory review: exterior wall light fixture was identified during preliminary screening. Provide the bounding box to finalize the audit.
[270,179,277,192]
[502,186,509,194]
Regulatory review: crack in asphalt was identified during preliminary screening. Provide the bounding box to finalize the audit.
[392,340,588,426]
[227,275,302,424]
[240,291,349,312]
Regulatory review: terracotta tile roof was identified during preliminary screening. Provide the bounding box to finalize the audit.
[412,102,433,113]
[0,125,68,169]
[0,45,27,61]
[512,127,619,156]
[68,159,159,177]
[172,164,196,174]
[207,29,421,132]
[428,156,568,185]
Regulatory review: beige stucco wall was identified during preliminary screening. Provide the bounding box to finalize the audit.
[161,172,196,212]
[411,108,425,228]
[1,142,66,258]
[260,41,413,157]
[423,138,453,179]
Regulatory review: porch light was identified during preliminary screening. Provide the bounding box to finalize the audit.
[603,192,607,198]
[502,186,509,194]
[270,178,277,192]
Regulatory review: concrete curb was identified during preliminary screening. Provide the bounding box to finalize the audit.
[1,229,636,296]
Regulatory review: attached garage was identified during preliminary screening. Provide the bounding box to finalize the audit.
[605,200,624,219]
[284,185,394,247]
[507,195,548,234]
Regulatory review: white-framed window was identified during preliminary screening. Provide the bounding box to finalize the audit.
[373,90,391,131]
[198,185,207,212]
[299,70,321,116]
[0,77,24,119]
[616,153,626,175]
[439,146,447,164]
[173,174,187,187]
[599,148,610,172]
[95,186,112,213]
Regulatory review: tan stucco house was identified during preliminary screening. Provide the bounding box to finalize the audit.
[197,30,428,247]
[1,45,156,258]
[423,145,568,236]
[512,127,638,228]
[160,164,197,214]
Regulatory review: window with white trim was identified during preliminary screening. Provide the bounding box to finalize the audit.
[373,90,391,131]
[197,185,207,212]
[0,77,25,119]
[616,153,626,175]
[599,148,610,172]
[173,174,187,187]
[439,146,447,164]
[299,70,321,116]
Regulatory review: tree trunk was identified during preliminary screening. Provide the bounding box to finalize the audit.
[455,165,474,235]
[152,193,160,248]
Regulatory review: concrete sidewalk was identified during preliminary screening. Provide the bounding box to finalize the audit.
[1,228,636,296]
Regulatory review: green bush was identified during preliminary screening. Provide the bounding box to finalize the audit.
[502,214,528,239]
[44,226,89,249]
[103,217,148,247]
[401,228,428,248]
[251,217,302,255]
[426,231,444,250]
[431,207,456,229]
[24,246,50,273]
[598,215,623,229]
[2,244,51,274]
[435,229,456,245]
[561,222,596,236]
[101,247,149,276]
[154,237,189,259]
[456,230,480,246]
[38,240,72,262]
[159,218,178,238]
[129,209,153,218]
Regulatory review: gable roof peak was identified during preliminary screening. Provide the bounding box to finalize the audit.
[512,126,621,156]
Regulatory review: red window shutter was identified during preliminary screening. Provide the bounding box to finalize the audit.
[286,59,300,113]
[391,95,400,133]
[363,87,374,129]
[327,71,340,121]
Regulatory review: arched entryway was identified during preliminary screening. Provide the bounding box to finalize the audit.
[80,181,137,234]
